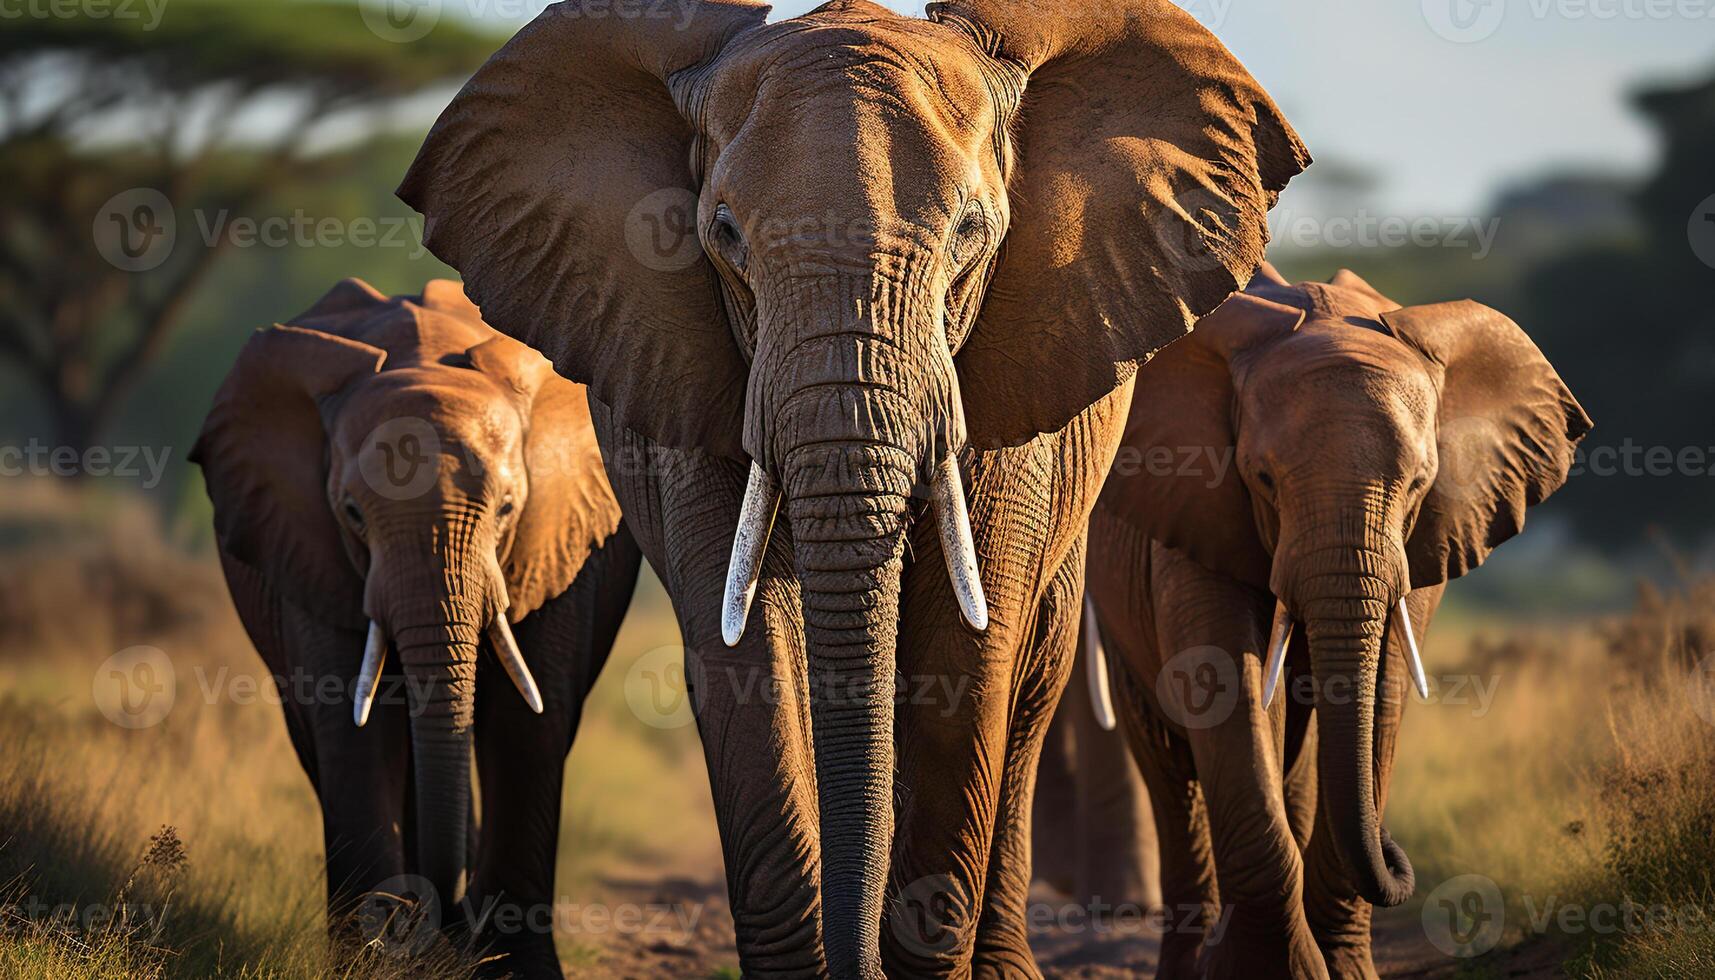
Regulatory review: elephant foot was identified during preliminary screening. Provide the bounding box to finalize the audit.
[470,934,562,980]
[1317,940,1379,980]
[1155,928,1204,980]
[970,943,1044,980]
[1200,903,1328,980]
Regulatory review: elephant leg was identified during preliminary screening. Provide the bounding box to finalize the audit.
[1149,543,1324,980]
[971,545,1086,979]
[1067,603,1162,913]
[1281,673,1319,855]
[220,553,409,936]
[884,380,1134,979]
[470,528,642,979]
[1031,695,1080,898]
[1109,655,1213,980]
[593,415,824,978]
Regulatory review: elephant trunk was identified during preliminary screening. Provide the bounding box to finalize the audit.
[730,270,974,976]
[1298,557,1415,909]
[785,439,912,979]
[394,608,482,920]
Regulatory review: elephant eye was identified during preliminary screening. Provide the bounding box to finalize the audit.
[709,205,748,275]
[343,499,365,528]
[498,496,516,519]
[948,205,989,273]
[1255,471,1276,493]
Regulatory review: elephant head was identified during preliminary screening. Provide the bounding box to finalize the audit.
[398,2,1306,970]
[192,278,619,916]
[1104,264,1591,907]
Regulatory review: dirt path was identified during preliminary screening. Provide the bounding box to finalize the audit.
[576,879,1569,978]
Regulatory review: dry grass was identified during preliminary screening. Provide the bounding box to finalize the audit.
[1388,573,1715,978]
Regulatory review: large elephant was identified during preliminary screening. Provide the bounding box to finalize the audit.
[192,279,641,976]
[398,1,1306,974]
[1082,264,1591,977]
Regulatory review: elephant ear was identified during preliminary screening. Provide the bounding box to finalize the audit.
[1381,301,1592,587]
[466,335,623,621]
[191,325,387,627]
[1100,293,1304,588]
[928,0,1310,449]
[397,0,771,460]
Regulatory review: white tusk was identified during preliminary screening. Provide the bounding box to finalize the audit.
[933,453,989,631]
[1084,596,1117,732]
[489,614,544,714]
[1397,597,1430,700]
[722,462,780,647]
[1261,600,1293,709]
[353,621,386,727]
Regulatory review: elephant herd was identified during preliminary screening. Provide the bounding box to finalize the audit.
[191,1,1589,978]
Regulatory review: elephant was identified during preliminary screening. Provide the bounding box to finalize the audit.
[1032,606,1162,915]
[1078,263,1591,978]
[191,279,641,976]
[397,1,1307,975]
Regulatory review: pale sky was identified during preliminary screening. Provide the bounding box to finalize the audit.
[463,0,1714,218]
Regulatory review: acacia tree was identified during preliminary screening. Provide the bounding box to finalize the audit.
[0,1,496,450]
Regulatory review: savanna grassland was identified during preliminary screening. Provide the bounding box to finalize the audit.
[2,480,1712,979]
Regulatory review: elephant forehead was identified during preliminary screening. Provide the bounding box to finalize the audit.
[334,373,522,458]
[705,15,998,150]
